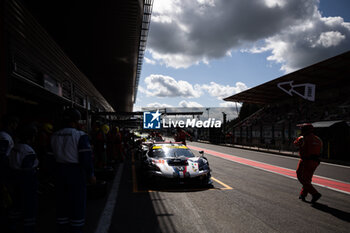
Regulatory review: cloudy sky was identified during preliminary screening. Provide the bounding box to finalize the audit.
[134,0,350,110]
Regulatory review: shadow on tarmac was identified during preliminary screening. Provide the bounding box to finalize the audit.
[109,160,168,233]
[109,159,214,233]
[35,168,118,233]
[144,183,214,193]
[34,159,213,233]
[312,203,350,222]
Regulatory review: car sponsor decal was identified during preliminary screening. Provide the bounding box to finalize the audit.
[172,166,188,177]
[176,166,185,171]
[173,166,180,177]
[191,162,198,172]
[158,159,165,164]
[173,145,188,149]
[152,145,188,149]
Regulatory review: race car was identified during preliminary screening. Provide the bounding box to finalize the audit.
[141,142,212,186]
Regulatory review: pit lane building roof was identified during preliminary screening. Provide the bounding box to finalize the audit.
[10,0,154,112]
[312,120,345,128]
[224,51,350,104]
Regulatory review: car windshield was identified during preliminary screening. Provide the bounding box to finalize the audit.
[149,145,195,158]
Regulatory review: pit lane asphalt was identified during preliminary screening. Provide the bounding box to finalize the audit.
[107,141,350,233]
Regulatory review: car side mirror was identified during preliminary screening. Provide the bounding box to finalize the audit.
[199,151,204,156]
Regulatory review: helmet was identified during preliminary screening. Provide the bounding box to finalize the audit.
[43,123,53,134]
[63,108,81,123]
[101,124,110,134]
[297,123,314,135]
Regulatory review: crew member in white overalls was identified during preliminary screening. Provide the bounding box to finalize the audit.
[51,108,96,233]
[0,115,19,232]
[8,124,38,233]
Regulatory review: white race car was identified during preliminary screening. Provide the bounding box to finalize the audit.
[141,142,212,186]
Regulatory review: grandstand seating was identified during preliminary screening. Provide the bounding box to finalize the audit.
[231,89,350,159]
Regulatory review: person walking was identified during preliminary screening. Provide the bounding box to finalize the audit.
[51,108,96,233]
[294,123,323,203]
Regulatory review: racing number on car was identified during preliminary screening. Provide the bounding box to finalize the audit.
[176,166,185,171]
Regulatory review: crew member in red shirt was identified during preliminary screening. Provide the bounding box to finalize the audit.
[294,123,323,203]
[174,127,191,145]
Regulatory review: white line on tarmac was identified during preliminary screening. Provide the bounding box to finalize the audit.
[192,142,350,169]
[95,163,124,233]
[180,193,209,233]
[252,149,350,169]
[190,146,350,195]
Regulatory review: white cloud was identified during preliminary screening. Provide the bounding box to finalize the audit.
[197,0,215,7]
[147,102,174,108]
[153,0,182,15]
[149,50,202,69]
[219,102,242,108]
[144,57,156,65]
[246,14,350,73]
[148,0,350,72]
[201,82,248,100]
[139,75,248,99]
[139,75,248,100]
[264,0,287,8]
[138,86,148,94]
[143,74,202,98]
[178,100,203,108]
[133,105,143,112]
[148,0,322,69]
[314,31,345,48]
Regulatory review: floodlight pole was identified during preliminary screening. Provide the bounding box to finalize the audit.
[206,108,210,140]
[222,112,227,133]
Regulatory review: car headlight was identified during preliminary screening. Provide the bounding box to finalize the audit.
[198,158,209,171]
[148,161,161,172]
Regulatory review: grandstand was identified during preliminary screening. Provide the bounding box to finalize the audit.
[224,51,350,161]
